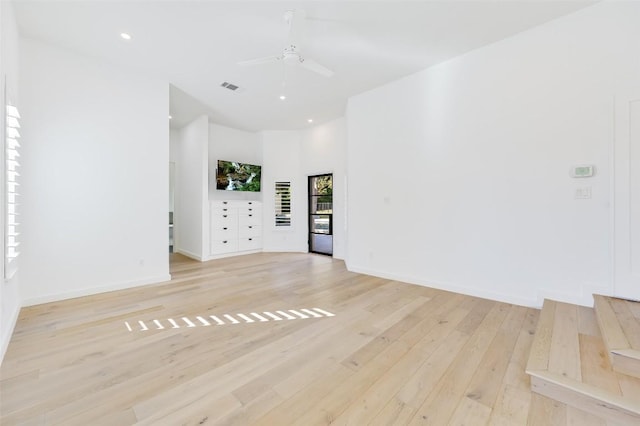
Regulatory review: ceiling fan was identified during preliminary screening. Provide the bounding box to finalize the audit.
[238,9,334,78]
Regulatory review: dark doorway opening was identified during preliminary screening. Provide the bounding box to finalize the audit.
[308,174,333,256]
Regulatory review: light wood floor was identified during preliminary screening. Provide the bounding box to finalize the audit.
[0,253,608,424]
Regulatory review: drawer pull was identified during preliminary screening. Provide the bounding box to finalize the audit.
[223,240,227,244]
[223,227,227,230]
[223,208,228,211]
[223,201,228,204]
[223,215,227,218]
[249,214,252,217]
[248,226,252,229]
[248,238,252,241]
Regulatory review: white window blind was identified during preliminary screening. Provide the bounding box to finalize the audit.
[5,103,21,279]
[275,181,291,227]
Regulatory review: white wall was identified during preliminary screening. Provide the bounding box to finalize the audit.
[301,118,347,259]
[0,0,21,364]
[208,123,262,202]
[201,121,346,257]
[18,38,171,305]
[261,130,307,252]
[346,2,640,307]
[174,116,209,260]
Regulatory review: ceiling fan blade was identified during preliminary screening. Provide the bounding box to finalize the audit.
[238,55,282,66]
[285,9,306,50]
[299,58,334,77]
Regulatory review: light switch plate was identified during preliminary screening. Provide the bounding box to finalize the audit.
[575,187,592,199]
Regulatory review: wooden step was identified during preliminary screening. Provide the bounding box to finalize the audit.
[593,294,640,379]
[526,299,640,425]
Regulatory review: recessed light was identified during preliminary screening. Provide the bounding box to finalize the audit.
[279,95,286,100]
[168,115,172,119]
[307,119,313,123]
[120,33,132,40]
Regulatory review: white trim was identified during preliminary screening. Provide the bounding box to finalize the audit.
[0,301,20,366]
[263,246,307,254]
[535,284,609,309]
[207,249,262,261]
[21,273,172,307]
[174,248,205,261]
[610,95,617,299]
[346,262,537,308]
[613,92,640,299]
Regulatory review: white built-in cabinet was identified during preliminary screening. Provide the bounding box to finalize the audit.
[210,200,262,256]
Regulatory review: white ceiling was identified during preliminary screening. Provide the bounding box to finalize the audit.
[13,1,596,132]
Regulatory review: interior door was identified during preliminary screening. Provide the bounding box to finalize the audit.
[614,93,640,300]
[309,174,333,256]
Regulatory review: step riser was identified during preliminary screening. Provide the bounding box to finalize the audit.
[531,374,640,425]
[593,295,640,380]
[611,352,640,379]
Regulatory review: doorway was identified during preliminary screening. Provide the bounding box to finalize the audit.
[169,162,175,253]
[308,174,333,256]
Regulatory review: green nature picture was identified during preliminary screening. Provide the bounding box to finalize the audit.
[216,160,262,192]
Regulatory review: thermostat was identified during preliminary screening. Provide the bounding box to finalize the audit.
[571,165,595,178]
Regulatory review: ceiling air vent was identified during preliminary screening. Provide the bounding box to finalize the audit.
[220,81,240,91]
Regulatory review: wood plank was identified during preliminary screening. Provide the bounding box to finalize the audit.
[530,372,640,425]
[0,253,542,424]
[548,302,581,381]
[565,406,607,426]
[617,371,640,401]
[374,328,471,424]
[135,393,241,425]
[609,298,640,351]
[594,295,630,353]
[407,302,510,425]
[579,333,622,395]
[527,393,566,426]
[332,302,471,424]
[488,384,532,426]
[526,299,556,373]
[462,305,527,409]
[611,351,640,381]
[447,396,492,426]
[504,308,539,393]
[578,306,602,337]
[626,299,640,320]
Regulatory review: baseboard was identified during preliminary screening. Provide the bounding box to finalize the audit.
[346,263,537,308]
[536,282,611,308]
[262,246,307,253]
[21,273,172,307]
[0,302,21,366]
[175,248,205,261]
[206,249,262,261]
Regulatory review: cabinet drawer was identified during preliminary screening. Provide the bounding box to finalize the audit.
[243,206,261,215]
[212,226,235,240]
[239,214,261,227]
[238,236,261,251]
[238,224,261,238]
[211,238,238,254]
[211,206,237,216]
[216,214,238,228]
